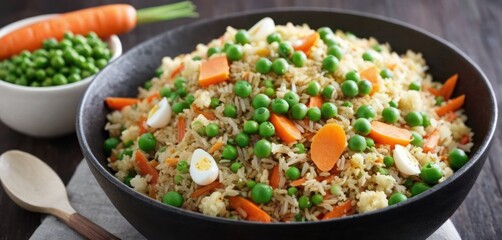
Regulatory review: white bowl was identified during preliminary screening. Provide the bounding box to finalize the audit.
[0,14,122,137]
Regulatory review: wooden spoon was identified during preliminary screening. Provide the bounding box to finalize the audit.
[0,150,119,240]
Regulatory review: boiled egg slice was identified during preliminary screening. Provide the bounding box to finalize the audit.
[190,149,219,185]
[393,145,421,176]
[146,97,172,128]
[248,17,275,41]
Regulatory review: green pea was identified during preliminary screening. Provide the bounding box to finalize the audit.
[103,137,120,155]
[291,103,308,120]
[410,182,431,196]
[235,132,250,147]
[138,133,157,152]
[306,82,321,96]
[282,92,298,107]
[223,104,238,118]
[162,191,183,207]
[176,160,189,173]
[322,55,339,73]
[72,35,87,45]
[348,135,367,152]
[383,156,394,167]
[406,111,423,127]
[287,187,298,196]
[330,185,341,195]
[25,68,36,80]
[210,97,220,108]
[354,118,371,135]
[366,137,375,148]
[449,148,468,170]
[422,113,431,127]
[93,47,110,59]
[254,139,272,158]
[87,32,99,40]
[34,57,48,68]
[226,44,244,61]
[174,175,183,185]
[222,42,232,52]
[311,194,323,205]
[35,69,46,80]
[95,58,108,69]
[262,79,274,88]
[43,38,58,49]
[322,85,335,99]
[63,32,74,40]
[243,120,259,134]
[323,36,337,47]
[266,32,281,44]
[435,96,444,106]
[41,78,52,86]
[420,163,443,185]
[252,93,271,108]
[341,81,359,97]
[298,195,312,209]
[192,56,202,61]
[185,94,195,105]
[258,121,275,137]
[75,44,93,57]
[123,140,134,148]
[388,192,407,205]
[172,102,189,114]
[362,52,374,62]
[389,100,398,108]
[345,70,360,82]
[372,44,383,52]
[255,57,272,74]
[307,107,321,121]
[264,87,275,97]
[67,73,81,83]
[234,80,252,98]
[380,69,393,79]
[278,42,294,58]
[118,148,133,160]
[382,107,400,123]
[222,145,238,160]
[52,74,67,85]
[155,68,164,78]
[251,183,273,204]
[327,45,343,60]
[342,101,352,108]
[50,56,65,69]
[320,102,337,119]
[235,30,251,45]
[411,132,423,147]
[409,81,421,91]
[272,58,289,75]
[246,180,257,189]
[286,166,300,180]
[271,98,289,114]
[230,161,242,173]
[358,80,373,95]
[317,27,333,40]
[356,105,376,119]
[294,143,306,154]
[253,107,270,123]
[291,51,307,67]
[205,123,219,137]
[15,77,28,86]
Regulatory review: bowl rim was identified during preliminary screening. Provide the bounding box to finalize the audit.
[0,14,122,92]
[78,7,498,226]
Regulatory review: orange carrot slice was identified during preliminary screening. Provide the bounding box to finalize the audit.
[293,32,320,54]
[269,113,302,144]
[360,66,379,95]
[105,97,139,110]
[170,64,185,80]
[322,201,353,220]
[440,74,458,100]
[177,117,186,143]
[193,106,216,120]
[164,157,179,167]
[311,123,347,172]
[460,135,470,145]
[289,177,306,187]
[436,95,465,117]
[423,129,440,153]
[307,96,323,108]
[145,92,161,103]
[198,55,229,87]
[208,141,224,154]
[368,121,412,147]
[191,181,223,198]
[135,150,159,184]
[229,196,272,223]
[269,165,280,189]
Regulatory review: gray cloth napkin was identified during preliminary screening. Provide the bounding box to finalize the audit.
[31,160,462,240]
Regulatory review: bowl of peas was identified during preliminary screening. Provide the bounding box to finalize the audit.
[0,14,122,137]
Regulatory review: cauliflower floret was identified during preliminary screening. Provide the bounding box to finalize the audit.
[372,175,396,194]
[130,175,148,194]
[199,192,227,217]
[120,125,139,143]
[399,91,423,112]
[357,190,388,213]
[193,90,211,109]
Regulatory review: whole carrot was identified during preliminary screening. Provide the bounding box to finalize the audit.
[0,1,197,59]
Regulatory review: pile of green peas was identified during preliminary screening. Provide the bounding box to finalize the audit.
[0,32,111,87]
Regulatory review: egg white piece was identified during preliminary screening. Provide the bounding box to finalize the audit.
[393,145,421,176]
[190,149,219,185]
[248,17,275,41]
[146,97,172,128]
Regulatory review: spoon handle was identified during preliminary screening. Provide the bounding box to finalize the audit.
[67,213,120,240]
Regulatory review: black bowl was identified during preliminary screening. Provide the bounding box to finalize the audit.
[77,8,497,240]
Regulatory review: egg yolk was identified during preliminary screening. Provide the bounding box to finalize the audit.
[148,104,160,118]
[195,158,211,171]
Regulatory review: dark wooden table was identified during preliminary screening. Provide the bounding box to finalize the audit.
[1,0,500,239]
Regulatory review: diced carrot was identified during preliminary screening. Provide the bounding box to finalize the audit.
[322,201,354,220]
[311,123,347,172]
[293,32,320,54]
[109,155,118,163]
[302,132,316,141]
[423,129,440,153]
[229,196,272,223]
[193,106,216,120]
[164,157,179,167]
[444,112,457,122]
[387,63,397,70]
[135,150,159,184]
[269,113,302,144]
[177,117,186,143]
[428,87,441,96]
[105,97,139,110]
[138,117,147,135]
[360,66,380,95]
[269,165,281,189]
[148,184,157,199]
[198,55,229,87]
[367,121,412,147]
[436,95,465,117]
[307,96,323,108]
[169,64,185,80]
[289,177,306,187]
[460,135,470,145]
[319,175,334,183]
[208,141,224,154]
[440,74,458,100]
[191,181,223,198]
[150,160,159,168]
[145,92,161,103]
